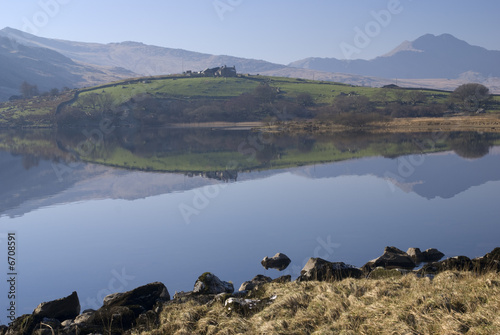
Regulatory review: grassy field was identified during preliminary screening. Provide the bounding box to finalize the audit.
[1,74,499,128]
[0,91,74,127]
[135,271,500,335]
[74,74,455,106]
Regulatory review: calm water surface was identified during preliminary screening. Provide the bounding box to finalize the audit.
[0,129,499,316]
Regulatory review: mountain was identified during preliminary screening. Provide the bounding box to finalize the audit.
[0,33,135,101]
[289,34,500,80]
[1,28,499,99]
[3,146,500,218]
[0,27,286,76]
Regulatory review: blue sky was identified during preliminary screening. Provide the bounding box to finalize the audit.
[1,0,499,64]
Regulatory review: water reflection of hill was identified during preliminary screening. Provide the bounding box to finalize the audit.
[1,129,499,217]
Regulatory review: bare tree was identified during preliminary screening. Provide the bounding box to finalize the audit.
[20,81,39,99]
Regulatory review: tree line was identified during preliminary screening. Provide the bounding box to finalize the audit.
[56,81,495,127]
[11,81,71,100]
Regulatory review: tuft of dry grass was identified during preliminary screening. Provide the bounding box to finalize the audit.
[132,271,500,335]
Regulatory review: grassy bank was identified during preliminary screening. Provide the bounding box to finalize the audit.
[2,74,500,132]
[267,115,500,134]
[136,271,499,335]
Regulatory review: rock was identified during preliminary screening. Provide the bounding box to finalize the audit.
[61,319,73,327]
[33,291,80,321]
[363,246,416,272]
[422,248,445,262]
[406,247,444,263]
[272,275,292,284]
[261,253,291,271]
[98,306,136,328]
[296,258,363,282]
[102,292,124,305]
[239,275,272,291]
[92,282,169,333]
[6,314,37,335]
[224,295,277,316]
[173,291,192,300]
[472,247,500,273]
[406,248,424,263]
[73,310,95,325]
[81,308,95,314]
[418,256,473,275]
[193,272,234,295]
[103,281,170,311]
[484,247,500,261]
[367,267,404,279]
[171,290,214,305]
[135,310,159,329]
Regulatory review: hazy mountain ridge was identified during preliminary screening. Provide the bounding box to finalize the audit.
[2,148,499,218]
[1,28,499,101]
[289,34,500,80]
[0,32,136,101]
[0,27,286,76]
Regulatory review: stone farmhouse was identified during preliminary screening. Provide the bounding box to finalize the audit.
[190,65,236,77]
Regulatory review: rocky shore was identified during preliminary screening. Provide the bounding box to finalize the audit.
[1,246,499,335]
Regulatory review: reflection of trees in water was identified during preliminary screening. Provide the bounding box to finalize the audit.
[4,129,500,172]
[449,132,494,159]
[22,154,40,170]
[0,129,76,170]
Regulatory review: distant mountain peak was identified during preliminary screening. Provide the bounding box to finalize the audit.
[382,40,423,57]
[383,33,471,57]
[289,33,500,82]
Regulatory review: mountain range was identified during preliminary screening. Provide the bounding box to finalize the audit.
[2,148,500,218]
[0,27,499,101]
[289,33,500,79]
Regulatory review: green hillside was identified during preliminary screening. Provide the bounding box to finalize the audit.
[1,73,499,128]
[72,74,451,106]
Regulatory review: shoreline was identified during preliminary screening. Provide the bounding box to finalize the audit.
[3,247,499,334]
[2,115,500,133]
[257,115,500,134]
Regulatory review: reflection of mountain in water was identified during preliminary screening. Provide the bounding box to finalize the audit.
[2,145,499,218]
[0,151,223,218]
[291,149,500,199]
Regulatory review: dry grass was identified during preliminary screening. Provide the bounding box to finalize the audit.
[133,272,500,335]
[264,115,500,135]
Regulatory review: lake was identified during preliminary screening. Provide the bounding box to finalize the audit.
[1,128,499,317]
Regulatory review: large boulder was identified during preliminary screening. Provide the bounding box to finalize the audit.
[7,292,80,335]
[239,275,272,291]
[406,248,424,263]
[483,247,500,261]
[32,291,80,321]
[92,282,169,332]
[193,272,234,295]
[103,281,170,310]
[261,253,291,271]
[363,246,416,272]
[422,248,445,262]
[418,256,473,275]
[472,247,500,273]
[406,247,444,263]
[296,258,363,282]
